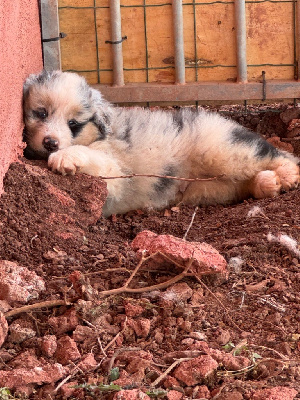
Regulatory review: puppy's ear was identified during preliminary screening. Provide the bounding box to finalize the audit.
[89,88,114,140]
[23,70,62,98]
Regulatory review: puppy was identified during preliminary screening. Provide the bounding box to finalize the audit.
[23,70,299,217]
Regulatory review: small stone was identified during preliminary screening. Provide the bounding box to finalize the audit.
[127,318,151,338]
[173,355,218,386]
[48,308,79,335]
[0,363,68,389]
[73,325,95,342]
[55,336,81,365]
[251,386,297,400]
[131,231,227,277]
[124,302,144,317]
[0,313,8,348]
[38,335,57,358]
[77,353,97,372]
[167,390,183,400]
[113,389,151,400]
[0,260,45,304]
[163,283,193,302]
[8,320,36,344]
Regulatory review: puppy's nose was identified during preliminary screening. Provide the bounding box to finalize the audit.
[43,136,59,152]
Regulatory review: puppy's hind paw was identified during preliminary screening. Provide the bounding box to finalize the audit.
[275,161,300,191]
[251,170,281,199]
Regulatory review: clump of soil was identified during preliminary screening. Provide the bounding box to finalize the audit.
[0,105,300,399]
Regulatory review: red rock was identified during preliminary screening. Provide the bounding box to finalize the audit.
[0,300,11,313]
[0,312,8,348]
[173,355,218,386]
[167,390,183,400]
[113,389,151,400]
[124,302,144,317]
[280,107,300,124]
[8,350,41,369]
[46,183,76,207]
[163,282,193,302]
[60,380,81,398]
[195,385,211,399]
[131,231,227,277]
[55,336,81,365]
[126,357,151,374]
[0,363,67,389]
[209,349,251,371]
[77,353,97,372]
[38,335,57,358]
[73,325,95,342]
[8,319,36,344]
[163,376,180,389]
[218,391,243,400]
[251,386,298,400]
[48,308,79,335]
[127,317,151,337]
[0,260,45,304]
[266,137,294,153]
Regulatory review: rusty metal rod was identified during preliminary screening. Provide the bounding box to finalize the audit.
[94,81,300,103]
[110,0,124,86]
[235,0,247,83]
[172,0,185,84]
[296,0,300,80]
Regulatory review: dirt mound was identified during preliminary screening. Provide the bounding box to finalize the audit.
[0,106,300,399]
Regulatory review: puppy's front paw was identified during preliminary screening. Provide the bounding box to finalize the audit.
[48,148,86,175]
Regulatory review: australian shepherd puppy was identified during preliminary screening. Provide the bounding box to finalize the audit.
[23,70,299,217]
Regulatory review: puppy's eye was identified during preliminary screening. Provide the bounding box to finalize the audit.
[68,119,79,128]
[33,109,48,120]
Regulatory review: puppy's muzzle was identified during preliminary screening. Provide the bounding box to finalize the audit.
[43,136,59,152]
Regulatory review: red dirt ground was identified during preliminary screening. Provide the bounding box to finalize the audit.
[0,105,300,399]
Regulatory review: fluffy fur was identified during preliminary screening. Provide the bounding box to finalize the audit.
[23,70,300,217]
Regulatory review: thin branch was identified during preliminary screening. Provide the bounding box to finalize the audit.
[99,173,224,182]
[5,299,71,318]
[98,260,192,297]
[183,206,198,240]
[151,358,192,387]
[195,277,243,333]
[103,316,128,353]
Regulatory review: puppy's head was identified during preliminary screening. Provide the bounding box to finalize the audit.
[23,70,113,159]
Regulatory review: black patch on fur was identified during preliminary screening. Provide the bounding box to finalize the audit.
[120,118,132,144]
[231,126,279,159]
[90,114,108,140]
[172,110,184,133]
[68,120,88,138]
[154,165,177,194]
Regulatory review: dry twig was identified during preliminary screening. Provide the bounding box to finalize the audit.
[5,299,71,318]
[99,173,224,182]
[151,357,192,387]
[183,206,198,240]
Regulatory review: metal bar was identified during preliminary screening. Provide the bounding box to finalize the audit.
[94,0,100,83]
[172,0,186,84]
[93,80,300,103]
[109,0,124,86]
[40,0,61,70]
[235,0,247,83]
[193,0,199,82]
[296,0,300,79]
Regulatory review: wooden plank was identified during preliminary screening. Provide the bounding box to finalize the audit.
[59,7,98,72]
[41,0,61,70]
[93,80,300,103]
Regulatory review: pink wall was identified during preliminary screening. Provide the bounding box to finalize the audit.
[0,0,43,194]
